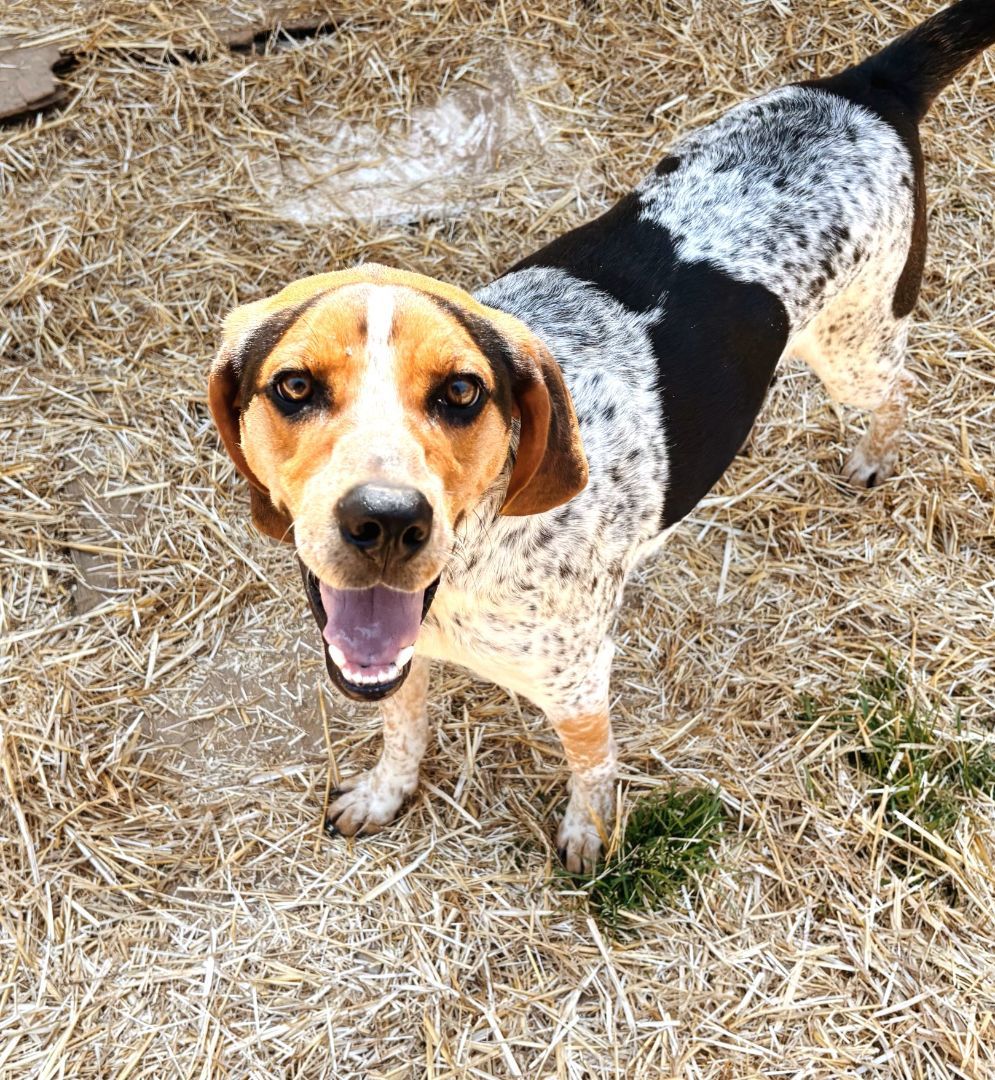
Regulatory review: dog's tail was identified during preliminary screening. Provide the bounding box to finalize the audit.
[854,0,995,120]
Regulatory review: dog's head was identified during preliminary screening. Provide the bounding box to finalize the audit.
[209,264,587,701]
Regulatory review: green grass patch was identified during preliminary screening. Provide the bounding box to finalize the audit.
[799,662,995,873]
[576,785,724,929]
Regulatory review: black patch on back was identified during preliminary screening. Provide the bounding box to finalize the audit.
[654,155,681,176]
[504,192,790,527]
[510,192,678,313]
[648,264,789,526]
[236,292,327,401]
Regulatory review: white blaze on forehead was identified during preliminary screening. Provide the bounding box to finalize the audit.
[352,285,417,475]
[360,285,401,418]
[365,284,395,370]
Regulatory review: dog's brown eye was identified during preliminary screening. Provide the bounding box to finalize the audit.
[275,371,313,403]
[444,376,480,409]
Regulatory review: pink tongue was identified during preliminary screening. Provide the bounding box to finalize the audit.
[318,583,424,667]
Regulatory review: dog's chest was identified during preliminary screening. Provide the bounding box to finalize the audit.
[416,586,550,698]
[415,502,656,702]
[414,531,610,701]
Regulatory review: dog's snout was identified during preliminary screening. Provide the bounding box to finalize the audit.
[336,484,433,561]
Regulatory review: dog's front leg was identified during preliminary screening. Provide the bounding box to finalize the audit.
[545,639,617,876]
[325,656,430,837]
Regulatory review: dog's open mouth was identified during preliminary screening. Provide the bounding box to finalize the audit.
[299,560,438,701]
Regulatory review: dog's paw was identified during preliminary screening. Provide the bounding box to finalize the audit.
[325,769,416,837]
[556,793,611,877]
[842,439,898,489]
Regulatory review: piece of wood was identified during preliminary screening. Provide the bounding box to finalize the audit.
[0,38,66,122]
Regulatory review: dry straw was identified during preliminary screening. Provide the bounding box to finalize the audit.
[1,1,994,1076]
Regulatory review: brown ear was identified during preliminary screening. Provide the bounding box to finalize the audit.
[496,322,588,517]
[207,321,295,545]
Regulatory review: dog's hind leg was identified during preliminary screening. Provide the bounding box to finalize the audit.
[841,363,914,489]
[793,291,914,488]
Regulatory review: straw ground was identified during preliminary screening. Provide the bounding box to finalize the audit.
[2,1,994,1076]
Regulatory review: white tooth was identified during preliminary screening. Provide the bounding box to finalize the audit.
[327,643,347,668]
[396,646,415,667]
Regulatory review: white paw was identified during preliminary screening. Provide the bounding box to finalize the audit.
[325,769,416,837]
[557,789,613,876]
[842,440,898,489]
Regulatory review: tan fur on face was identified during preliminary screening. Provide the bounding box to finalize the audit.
[235,275,512,591]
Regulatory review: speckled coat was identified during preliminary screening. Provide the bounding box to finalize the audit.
[409,4,995,870]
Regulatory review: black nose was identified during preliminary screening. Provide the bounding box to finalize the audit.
[336,484,433,560]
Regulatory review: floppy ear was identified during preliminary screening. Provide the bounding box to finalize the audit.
[494,319,588,517]
[207,303,295,544]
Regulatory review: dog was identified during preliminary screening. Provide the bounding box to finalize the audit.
[209,2,995,873]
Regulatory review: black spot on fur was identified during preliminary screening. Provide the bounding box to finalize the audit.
[506,178,790,528]
[654,155,681,176]
[792,0,995,319]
